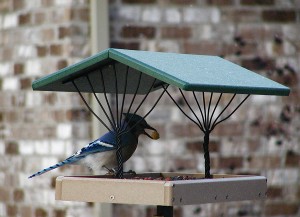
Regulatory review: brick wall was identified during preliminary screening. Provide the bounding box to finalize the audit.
[110,0,300,217]
[1,0,299,217]
[0,0,93,216]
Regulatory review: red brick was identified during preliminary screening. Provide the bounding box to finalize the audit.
[2,48,14,61]
[0,187,10,202]
[262,10,296,22]
[7,204,18,216]
[35,208,48,217]
[111,41,140,50]
[54,210,66,217]
[213,122,244,137]
[241,0,274,5]
[21,206,32,217]
[122,0,156,3]
[14,63,24,75]
[170,0,196,4]
[265,203,299,216]
[5,141,19,155]
[57,59,68,70]
[78,8,89,21]
[222,9,261,23]
[36,46,48,57]
[186,140,220,153]
[184,41,221,55]
[207,0,233,6]
[42,28,55,41]
[13,189,24,202]
[237,25,282,42]
[50,44,63,56]
[66,109,90,121]
[0,1,10,11]
[241,57,275,71]
[58,27,71,39]
[285,151,300,167]
[161,27,192,39]
[267,186,283,199]
[34,12,46,24]
[12,0,25,10]
[19,13,31,25]
[248,156,281,169]
[20,78,32,89]
[219,157,243,170]
[41,0,53,7]
[121,26,156,38]
[174,158,197,170]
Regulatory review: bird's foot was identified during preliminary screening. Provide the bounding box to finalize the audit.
[123,170,136,176]
[103,166,117,175]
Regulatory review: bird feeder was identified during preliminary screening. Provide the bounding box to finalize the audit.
[32,48,289,217]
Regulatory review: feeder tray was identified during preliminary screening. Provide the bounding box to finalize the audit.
[55,172,267,205]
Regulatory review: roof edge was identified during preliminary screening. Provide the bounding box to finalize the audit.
[32,49,110,90]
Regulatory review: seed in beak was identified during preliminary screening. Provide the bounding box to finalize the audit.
[150,131,160,140]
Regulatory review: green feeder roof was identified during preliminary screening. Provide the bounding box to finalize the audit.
[32,48,290,96]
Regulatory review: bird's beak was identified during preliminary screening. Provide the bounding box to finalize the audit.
[144,125,160,140]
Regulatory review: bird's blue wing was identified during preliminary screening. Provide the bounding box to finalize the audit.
[72,131,117,158]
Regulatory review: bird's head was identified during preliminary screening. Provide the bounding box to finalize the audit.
[123,113,160,140]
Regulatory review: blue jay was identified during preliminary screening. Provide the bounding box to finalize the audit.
[29,113,159,178]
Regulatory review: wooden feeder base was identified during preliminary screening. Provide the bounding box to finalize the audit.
[55,172,267,206]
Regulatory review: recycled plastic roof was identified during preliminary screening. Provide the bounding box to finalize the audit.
[32,48,290,96]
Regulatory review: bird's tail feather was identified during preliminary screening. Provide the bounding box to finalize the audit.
[28,156,78,178]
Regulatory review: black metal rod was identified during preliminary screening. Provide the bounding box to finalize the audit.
[163,86,203,131]
[211,94,250,130]
[202,92,207,129]
[119,78,157,134]
[86,75,115,130]
[119,66,129,127]
[203,131,212,178]
[100,68,117,129]
[193,91,206,131]
[179,88,204,131]
[112,63,120,130]
[71,80,111,132]
[131,78,157,117]
[206,92,213,129]
[120,71,143,131]
[115,133,123,179]
[120,84,168,136]
[143,84,168,119]
[210,93,236,130]
[157,206,173,217]
[208,93,223,129]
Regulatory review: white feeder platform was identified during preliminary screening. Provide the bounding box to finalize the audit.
[55,172,267,205]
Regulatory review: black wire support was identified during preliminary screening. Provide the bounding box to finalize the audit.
[100,68,117,129]
[72,80,111,132]
[72,63,167,179]
[86,74,115,130]
[113,63,120,130]
[163,86,203,130]
[166,88,250,178]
